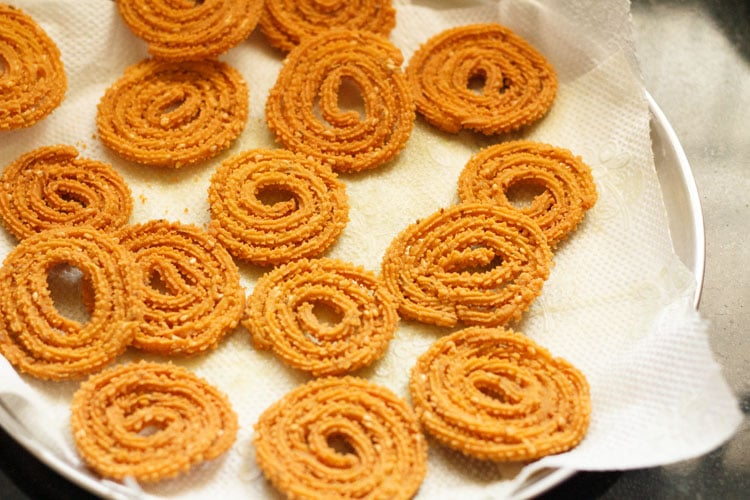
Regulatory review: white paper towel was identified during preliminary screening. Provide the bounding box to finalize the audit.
[0,0,741,498]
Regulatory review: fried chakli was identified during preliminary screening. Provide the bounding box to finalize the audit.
[244,258,398,376]
[406,23,557,135]
[116,0,263,61]
[208,148,349,266]
[116,220,245,355]
[254,376,427,499]
[0,4,66,130]
[97,58,248,168]
[410,327,591,461]
[259,0,396,52]
[70,361,238,482]
[0,145,132,240]
[381,203,553,328]
[265,29,415,173]
[0,227,143,380]
[458,141,597,247]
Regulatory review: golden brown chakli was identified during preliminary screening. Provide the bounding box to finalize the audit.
[70,361,238,482]
[208,148,349,265]
[116,220,245,355]
[0,145,132,240]
[265,29,415,173]
[244,258,398,376]
[406,23,557,135]
[458,141,597,247]
[0,226,144,380]
[381,203,553,328]
[410,327,591,461]
[254,376,427,499]
[260,0,396,52]
[116,0,264,61]
[97,58,248,168]
[0,3,66,130]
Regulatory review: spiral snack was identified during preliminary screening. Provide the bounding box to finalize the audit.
[116,0,263,61]
[254,376,427,499]
[244,258,397,376]
[265,30,415,173]
[0,227,143,380]
[259,0,396,52]
[458,141,597,247]
[406,23,557,135]
[116,220,245,355]
[0,145,132,240]
[381,203,552,328]
[97,58,248,168]
[0,4,67,130]
[208,149,349,265]
[70,361,238,482]
[410,327,591,461]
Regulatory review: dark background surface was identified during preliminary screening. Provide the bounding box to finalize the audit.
[2,0,748,498]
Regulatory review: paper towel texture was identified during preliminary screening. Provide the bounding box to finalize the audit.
[0,0,741,498]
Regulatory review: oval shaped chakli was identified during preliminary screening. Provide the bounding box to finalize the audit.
[406,23,557,135]
[0,145,133,240]
[265,29,415,173]
[116,220,245,355]
[381,203,553,328]
[0,226,144,380]
[409,327,591,461]
[70,361,238,482]
[116,0,264,61]
[259,0,396,52]
[458,141,597,247]
[0,4,67,130]
[96,58,248,168]
[208,148,349,266]
[244,258,398,376]
[254,376,427,499]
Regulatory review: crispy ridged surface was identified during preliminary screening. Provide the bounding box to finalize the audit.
[0,227,143,380]
[97,58,248,168]
[458,141,597,247]
[244,258,398,376]
[0,145,132,240]
[260,0,396,52]
[70,361,238,482]
[381,203,553,328]
[254,376,427,499]
[406,23,557,135]
[116,0,263,61]
[266,30,415,173]
[0,4,66,130]
[116,220,245,355]
[208,148,349,265]
[410,327,591,461]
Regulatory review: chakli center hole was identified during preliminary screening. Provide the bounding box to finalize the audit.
[311,301,344,328]
[505,180,547,209]
[47,263,92,323]
[468,72,487,95]
[326,433,356,456]
[337,76,366,119]
[255,185,296,207]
